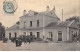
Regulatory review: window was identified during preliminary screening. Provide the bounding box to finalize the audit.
[71,31,73,33]
[49,32,53,38]
[30,32,32,36]
[58,31,62,41]
[76,32,77,37]
[71,31,73,37]
[37,32,40,38]
[37,20,39,27]
[30,21,32,27]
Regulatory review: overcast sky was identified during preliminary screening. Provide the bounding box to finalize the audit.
[0,0,80,27]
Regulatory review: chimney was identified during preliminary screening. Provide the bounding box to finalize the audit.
[46,6,50,11]
[53,6,55,11]
[23,10,26,15]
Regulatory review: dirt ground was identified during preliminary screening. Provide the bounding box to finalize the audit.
[0,41,80,51]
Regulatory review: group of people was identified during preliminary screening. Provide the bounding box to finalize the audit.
[14,36,32,47]
[2,35,36,47]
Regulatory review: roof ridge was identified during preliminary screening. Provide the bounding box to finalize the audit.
[68,20,75,27]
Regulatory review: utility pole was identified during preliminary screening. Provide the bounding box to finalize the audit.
[62,9,63,21]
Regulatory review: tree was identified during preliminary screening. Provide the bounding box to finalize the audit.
[0,22,5,40]
[66,16,80,42]
[66,16,79,23]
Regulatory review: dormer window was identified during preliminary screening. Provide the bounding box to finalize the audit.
[29,10,34,16]
[28,10,38,16]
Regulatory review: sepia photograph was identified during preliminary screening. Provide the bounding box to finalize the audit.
[0,0,80,51]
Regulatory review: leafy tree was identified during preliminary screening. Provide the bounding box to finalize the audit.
[66,16,80,42]
[66,16,79,23]
[0,22,5,40]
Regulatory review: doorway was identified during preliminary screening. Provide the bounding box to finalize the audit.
[9,33,11,39]
[15,32,17,38]
[49,32,53,41]
[30,32,32,36]
[58,31,62,41]
[37,32,40,38]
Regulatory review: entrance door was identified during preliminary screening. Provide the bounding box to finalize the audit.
[15,33,17,38]
[58,31,62,41]
[9,33,11,39]
[49,32,53,38]
[30,32,32,36]
[37,32,40,38]
[49,32,53,41]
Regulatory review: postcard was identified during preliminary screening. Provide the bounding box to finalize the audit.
[0,0,80,51]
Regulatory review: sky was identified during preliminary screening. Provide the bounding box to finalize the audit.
[0,0,80,27]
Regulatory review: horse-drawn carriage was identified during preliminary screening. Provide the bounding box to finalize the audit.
[2,38,8,43]
[10,35,35,47]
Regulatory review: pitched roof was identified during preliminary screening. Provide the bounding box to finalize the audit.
[19,10,59,20]
[46,21,73,27]
[58,21,71,27]
[45,10,58,18]
[6,24,19,30]
[6,20,78,30]
[46,22,58,27]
